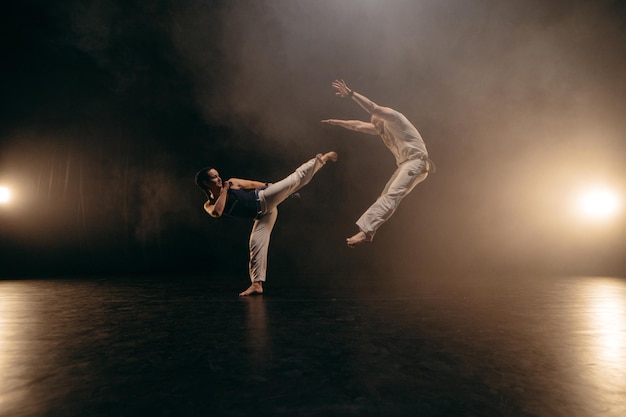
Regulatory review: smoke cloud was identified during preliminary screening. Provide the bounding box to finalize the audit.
[1,0,624,277]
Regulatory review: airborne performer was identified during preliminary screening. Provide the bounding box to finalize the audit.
[195,151,337,296]
[322,80,434,247]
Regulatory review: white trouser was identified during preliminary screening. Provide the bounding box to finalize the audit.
[356,158,428,238]
[248,155,326,282]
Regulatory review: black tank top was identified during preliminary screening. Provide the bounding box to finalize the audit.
[223,189,259,219]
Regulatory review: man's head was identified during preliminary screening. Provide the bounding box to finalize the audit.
[370,115,385,134]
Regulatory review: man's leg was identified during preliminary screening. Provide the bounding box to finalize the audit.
[240,208,278,296]
[348,159,427,247]
[259,152,337,213]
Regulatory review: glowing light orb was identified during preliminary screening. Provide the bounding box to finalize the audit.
[575,187,622,221]
[0,186,11,204]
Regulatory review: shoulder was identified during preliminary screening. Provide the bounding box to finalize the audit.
[387,111,414,130]
[376,106,402,123]
[387,107,404,121]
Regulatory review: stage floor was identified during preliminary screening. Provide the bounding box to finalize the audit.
[0,274,624,417]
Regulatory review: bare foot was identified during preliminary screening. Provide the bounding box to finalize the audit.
[239,282,263,296]
[319,151,338,163]
[346,231,372,248]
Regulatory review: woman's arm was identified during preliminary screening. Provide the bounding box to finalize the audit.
[321,119,379,135]
[228,178,267,190]
[204,181,231,218]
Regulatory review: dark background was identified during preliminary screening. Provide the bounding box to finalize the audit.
[1,0,625,281]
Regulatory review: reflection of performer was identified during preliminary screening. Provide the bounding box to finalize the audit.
[195,151,337,296]
[244,296,269,366]
[322,80,434,247]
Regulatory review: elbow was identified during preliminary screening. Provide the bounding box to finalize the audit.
[205,206,222,218]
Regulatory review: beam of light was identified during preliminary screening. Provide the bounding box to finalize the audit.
[0,186,11,204]
[573,185,622,222]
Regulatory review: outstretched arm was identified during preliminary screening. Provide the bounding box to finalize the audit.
[331,79,398,122]
[321,119,379,135]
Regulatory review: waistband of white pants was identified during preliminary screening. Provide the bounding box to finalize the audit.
[254,187,267,219]
[407,154,436,174]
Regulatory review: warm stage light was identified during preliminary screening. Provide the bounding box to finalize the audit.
[0,186,11,204]
[575,186,622,221]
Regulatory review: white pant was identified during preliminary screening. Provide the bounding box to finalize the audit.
[248,155,326,282]
[356,158,428,238]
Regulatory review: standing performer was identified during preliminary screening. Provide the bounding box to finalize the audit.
[195,151,338,296]
[322,79,434,247]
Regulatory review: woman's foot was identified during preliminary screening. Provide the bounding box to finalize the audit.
[346,230,373,248]
[318,151,338,164]
[239,282,263,296]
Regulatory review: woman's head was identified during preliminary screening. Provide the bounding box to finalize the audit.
[195,167,221,198]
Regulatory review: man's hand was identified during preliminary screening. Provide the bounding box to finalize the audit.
[321,119,340,125]
[331,79,353,98]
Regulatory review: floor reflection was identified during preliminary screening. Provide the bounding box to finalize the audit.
[0,275,624,417]
[575,277,626,411]
[242,295,270,366]
[583,277,625,366]
[0,282,42,416]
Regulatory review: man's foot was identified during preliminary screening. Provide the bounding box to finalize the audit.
[239,282,263,297]
[346,231,373,248]
[319,151,338,164]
